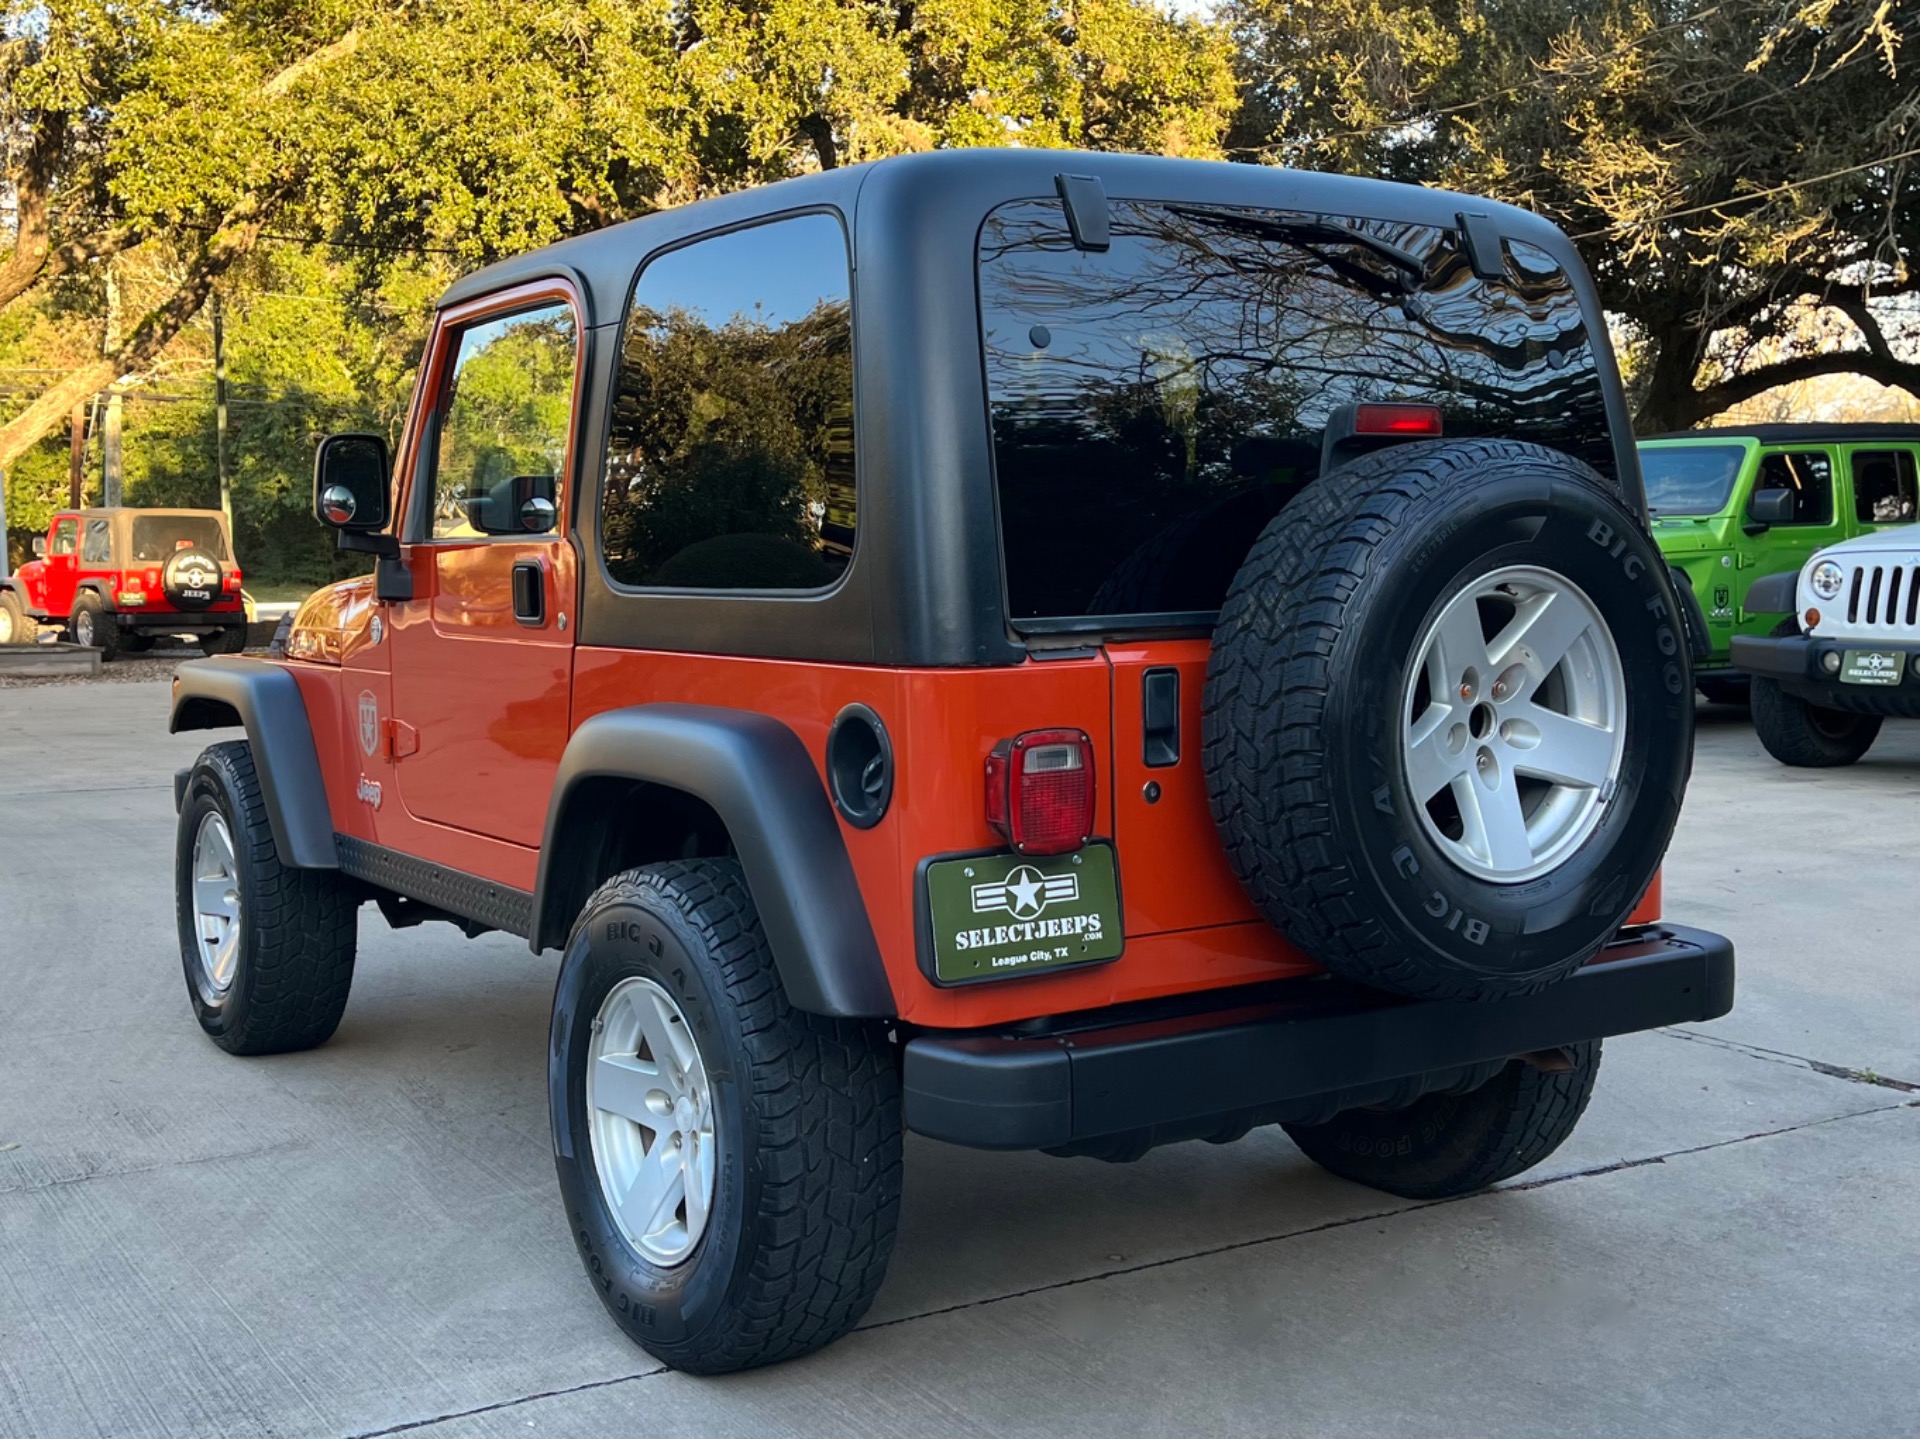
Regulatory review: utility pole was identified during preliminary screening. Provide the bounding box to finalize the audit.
[103,261,123,507]
[0,465,10,580]
[213,289,231,525]
[68,402,88,508]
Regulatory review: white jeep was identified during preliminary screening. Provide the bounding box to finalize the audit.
[1731,523,1920,765]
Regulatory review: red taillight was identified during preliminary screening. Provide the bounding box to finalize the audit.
[225,567,243,591]
[985,728,1096,856]
[1353,402,1443,437]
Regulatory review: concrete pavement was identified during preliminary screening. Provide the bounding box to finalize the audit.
[1,682,1915,1438]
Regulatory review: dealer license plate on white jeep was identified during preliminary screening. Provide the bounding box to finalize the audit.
[1839,650,1904,686]
[924,844,1124,984]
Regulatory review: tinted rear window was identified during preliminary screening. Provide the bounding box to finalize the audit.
[979,198,1613,623]
[1639,443,1746,517]
[130,515,228,561]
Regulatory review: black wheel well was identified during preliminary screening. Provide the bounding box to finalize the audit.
[539,778,733,946]
[173,695,244,732]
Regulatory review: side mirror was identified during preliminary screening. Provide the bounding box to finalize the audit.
[314,433,392,532]
[1743,486,1795,534]
[466,474,558,536]
[31,536,46,558]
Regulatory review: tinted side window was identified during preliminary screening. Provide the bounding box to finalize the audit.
[979,199,1612,622]
[601,214,855,591]
[429,302,577,540]
[81,519,111,564]
[51,520,77,556]
[1755,451,1833,525]
[1852,449,1918,524]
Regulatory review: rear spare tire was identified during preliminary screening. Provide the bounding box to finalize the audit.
[161,548,222,610]
[1203,438,1690,1002]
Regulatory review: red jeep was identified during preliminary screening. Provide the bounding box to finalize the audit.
[166,151,1734,1374]
[1,507,247,658]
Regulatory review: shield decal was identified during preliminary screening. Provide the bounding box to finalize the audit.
[358,690,380,758]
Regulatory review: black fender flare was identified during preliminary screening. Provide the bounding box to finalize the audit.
[1743,569,1800,618]
[73,579,115,610]
[1665,565,1712,660]
[169,657,338,869]
[533,704,894,1018]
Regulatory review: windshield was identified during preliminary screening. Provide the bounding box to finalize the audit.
[978,198,1613,624]
[129,514,230,562]
[1638,444,1746,517]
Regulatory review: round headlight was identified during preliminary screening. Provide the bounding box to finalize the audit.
[1809,560,1846,600]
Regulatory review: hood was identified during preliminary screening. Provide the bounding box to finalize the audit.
[285,576,377,665]
[1808,524,1920,566]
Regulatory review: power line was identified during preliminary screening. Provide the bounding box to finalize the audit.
[1568,144,1920,239]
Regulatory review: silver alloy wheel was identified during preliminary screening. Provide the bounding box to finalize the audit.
[588,976,717,1267]
[190,810,243,1004]
[73,608,94,647]
[0,607,13,643]
[1401,564,1626,883]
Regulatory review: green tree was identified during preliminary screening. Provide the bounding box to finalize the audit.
[3,0,1237,493]
[1226,1,1919,429]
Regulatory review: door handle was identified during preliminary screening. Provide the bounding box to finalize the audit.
[1142,667,1179,767]
[512,560,545,626]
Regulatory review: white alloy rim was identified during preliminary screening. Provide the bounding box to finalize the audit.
[190,811,243,1003]
[1400,564,1627,883]
[587,976,717,1266]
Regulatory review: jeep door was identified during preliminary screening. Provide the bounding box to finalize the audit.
[39,516,79,616]
[1733,446,1842,637]
[387,283,584,848]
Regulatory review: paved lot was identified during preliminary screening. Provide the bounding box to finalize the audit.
[1,680,1915,1439]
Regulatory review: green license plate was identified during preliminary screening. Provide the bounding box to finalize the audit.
[925,844,1124,984]
[1840,650,1904,686]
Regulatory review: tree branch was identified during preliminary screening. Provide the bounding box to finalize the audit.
[1686,348,1920,426]
[0,115,64,310]
[0,189,286,470]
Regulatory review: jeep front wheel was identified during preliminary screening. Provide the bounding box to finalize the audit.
[1750,677,1881,767]
[1283,1041,1600,1198]
[175,741,359,1053]
[0,591,34,645]
[550,860,902,1374]
[1204,439,1691,1002]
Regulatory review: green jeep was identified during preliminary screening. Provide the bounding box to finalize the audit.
[1640,423,1920,700]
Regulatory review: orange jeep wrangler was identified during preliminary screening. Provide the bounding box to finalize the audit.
[168,151,1733,1374]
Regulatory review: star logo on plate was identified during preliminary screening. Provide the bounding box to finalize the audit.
[971,864,1079,919]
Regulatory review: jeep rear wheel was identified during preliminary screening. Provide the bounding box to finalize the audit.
[69,594,119,660]
[201,625,249,655]
[1750,677,1881,767]
[550,860,902,1374]
[175,741,359,1054]
[1204,439,1691,1002]
[1283,1041,1600,1198]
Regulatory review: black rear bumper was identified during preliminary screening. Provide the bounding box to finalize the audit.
[903,924,1735,1152]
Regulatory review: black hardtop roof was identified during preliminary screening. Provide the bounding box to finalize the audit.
[437,148,1568,319]
[1645,424,1920,445]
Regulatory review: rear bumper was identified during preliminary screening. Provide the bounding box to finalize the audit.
[1732,633,1920,717]
[903,924,1735,1152]
[116,608,244,630]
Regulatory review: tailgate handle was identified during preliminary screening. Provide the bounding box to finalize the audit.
[1142,667,1179,768]
[511,560,544,626]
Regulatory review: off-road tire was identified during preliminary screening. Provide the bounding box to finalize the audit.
[1283,1041,1601,1199]
[0,591,34,645]
[1204,439,1692,1002]
[68,593,119,660]
[1750,677,1881,766]
[201,625,249,655]
[550,860,902,1374]
[175,741,358,1054]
